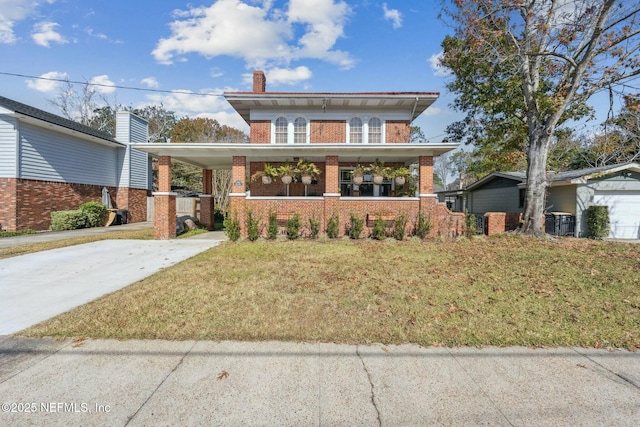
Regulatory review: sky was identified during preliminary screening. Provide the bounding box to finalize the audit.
[0,0,616,142]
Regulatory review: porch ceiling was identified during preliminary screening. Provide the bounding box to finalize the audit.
[132,143,459,170]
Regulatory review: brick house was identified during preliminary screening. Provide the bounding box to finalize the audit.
[0,96,151,231]
[135,71,464,239]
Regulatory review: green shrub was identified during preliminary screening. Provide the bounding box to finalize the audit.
[224,211,241,241]
[0,229,37,238]
[286,213,301,240]
[586,205,610,239]
[349,213,364,239]
[79,201,107,228]
[267,210,278,240]
[327,213,340,238]
[465,210,478,238]
[50,210,89,231]
[371,216,386,240]
[415,211,432,239]
[245,209,261,241]
[392,213,408,240]
[309,216,321,239]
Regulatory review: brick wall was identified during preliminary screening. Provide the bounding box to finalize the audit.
[154,194,176,239]
[249,162,326,196]
[0,178,148,231]
[386,121,411,143]
[0,178,17,231]
[250,121,270,143]
[310,120,346,143]
[485,212,522,235]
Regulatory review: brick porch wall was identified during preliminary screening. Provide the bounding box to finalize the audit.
[116,187,149,224]
[238,197,463,239]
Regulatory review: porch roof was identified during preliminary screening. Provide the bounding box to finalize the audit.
[132,143,459,170]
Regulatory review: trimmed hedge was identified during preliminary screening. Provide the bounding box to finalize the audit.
[50,210,89,231]
[586,205,610,239]
[80,202,107,228]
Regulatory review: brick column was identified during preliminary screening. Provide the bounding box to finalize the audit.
[153,155,176,239]
[323,155,340,234]
[325,155,339,194]
[200,169,214,230]
[418,156,434,195]
[230,156,247,236]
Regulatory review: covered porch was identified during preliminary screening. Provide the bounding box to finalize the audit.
[133,143,464,239]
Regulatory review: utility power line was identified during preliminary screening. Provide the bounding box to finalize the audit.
[0,71,224,97]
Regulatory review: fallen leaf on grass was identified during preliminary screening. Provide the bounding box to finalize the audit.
[577,364,587,369]
[216,371,229,380]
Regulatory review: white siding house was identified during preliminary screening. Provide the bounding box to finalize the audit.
[0,96,151,231]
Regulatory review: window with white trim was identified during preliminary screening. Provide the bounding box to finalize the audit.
[275,117,288,144]
[349,117,363,144]
[294,117,307,144]
[368,117,382,144]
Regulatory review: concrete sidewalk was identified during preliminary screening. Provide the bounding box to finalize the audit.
[0,337,638,426]
[0,227,226,335]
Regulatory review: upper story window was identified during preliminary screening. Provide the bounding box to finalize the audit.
[294,117,307,144]
[275,117,288,144]
[349,117,363,144]
[368,117,382,144]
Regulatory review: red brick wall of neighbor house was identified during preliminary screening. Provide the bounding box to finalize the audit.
[250,121,270,143]
[310,121,347,143]
[386,121,411,143]
[485,212,521,235]
[116,187,149,223]
[249,162,326,196]
[0,178,18,231]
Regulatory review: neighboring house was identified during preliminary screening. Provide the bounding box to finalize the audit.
[0,96,151,231]
[135,70,464,239]
[460,163,640,239]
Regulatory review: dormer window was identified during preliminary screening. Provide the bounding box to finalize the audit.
[349,117,363,144]
[275,117,288,144]
[368,117,382,144]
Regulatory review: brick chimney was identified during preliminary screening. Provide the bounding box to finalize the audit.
[253,70,266,93]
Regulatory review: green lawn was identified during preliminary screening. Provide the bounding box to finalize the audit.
[20,235,640,349]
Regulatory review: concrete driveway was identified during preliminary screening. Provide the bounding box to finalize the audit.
[0,236,222,335]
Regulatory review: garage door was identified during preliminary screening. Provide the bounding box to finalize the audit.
[593,191,640,239]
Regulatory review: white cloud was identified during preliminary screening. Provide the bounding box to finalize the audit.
[266,66,312,85]
[0,0,56,44]
[31,21,66,47]
[144,89,249,132]
[152,0,354,69]
[89,75,116,94]
[429,51,450,77]
[421,106,442,117]
[85,27,107,40]
[25,70,68,92]
[141,77,159,88]
[382,3,402,29]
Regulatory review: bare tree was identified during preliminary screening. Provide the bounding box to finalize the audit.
[442,0,640,235]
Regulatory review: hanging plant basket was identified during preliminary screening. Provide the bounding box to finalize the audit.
[373,174,384,185]
[281,175,293,185]
[352,175,364,185]
[262,175,273,185]
[395,176,406,186]
[301,175,313,185]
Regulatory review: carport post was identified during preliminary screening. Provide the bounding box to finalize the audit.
[153,155,177,239]
[200,169,214,230]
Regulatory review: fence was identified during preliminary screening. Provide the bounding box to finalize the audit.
[147,197,200,221]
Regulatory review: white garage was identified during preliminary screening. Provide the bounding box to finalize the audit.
[593,191,640,239]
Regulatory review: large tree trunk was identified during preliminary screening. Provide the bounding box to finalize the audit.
[520,131,551,236]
